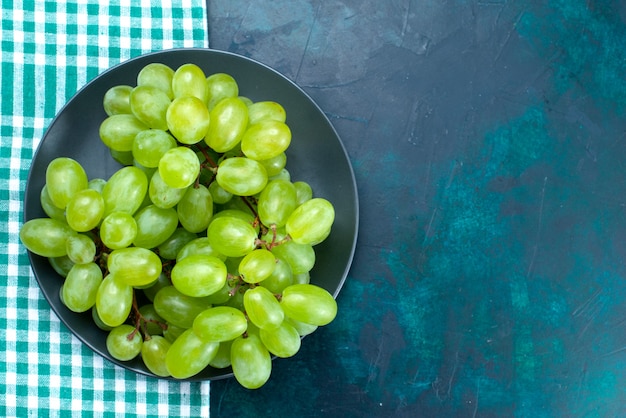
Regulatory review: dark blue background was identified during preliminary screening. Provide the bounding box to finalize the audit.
[208,1,626,416]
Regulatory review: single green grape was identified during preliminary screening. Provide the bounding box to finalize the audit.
[40,185,66,221]
[107,247,162,287]
[259,258,293,294]
[271,240,316,275]
[20,218,76,257]
[280,283,337,326]
[239,249,276,284]
[99,211,137,250]
[243,286,284,330]
[177,184,213,233]
[152,285,211,329]
[132,129,177,168]
[176,237,226,263]
[240,120,291,161]
[148,170,187,209]
[65,188,105,232]
[95,273,133,328]
[65,233,96,265]
[207,216,257,258]
[209,339,234,369]
[205,73,239,110]
[106,324,143,361]
[102,166,148,217]
[158,146,201,189]
[257,179,297,228]
[258,153,287,178]
[165,328,218,379]
[130,85,171,130]
[157,227,197,260]
[61,262,103,313]
[137,62,175,99]
[103,85,133,116]
[170,254,227,298]
[259,319,301,358]
[172,63,208,102]
[99,114,148,152]
[293,181,313,206]
[166,96,211,145]
[216,157,268,196]
[193,306,248,342]
[204,97,249,152]
[141,335,171,377]
[208,181,233,205]
[247,101,287,125]
[285,197,335,245]
[230,333,272,389]
[45,157,88,209]
[132,204,179,249]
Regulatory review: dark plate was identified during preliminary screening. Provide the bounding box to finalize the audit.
[23,48,359,381]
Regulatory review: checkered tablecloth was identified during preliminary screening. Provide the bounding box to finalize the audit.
[0,1,211,416]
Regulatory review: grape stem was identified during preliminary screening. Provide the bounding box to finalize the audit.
[128,291,168,342]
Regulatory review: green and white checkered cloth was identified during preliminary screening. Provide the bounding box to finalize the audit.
[0,1,210,416]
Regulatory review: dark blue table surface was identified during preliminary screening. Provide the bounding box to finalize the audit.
[208,1,626,416]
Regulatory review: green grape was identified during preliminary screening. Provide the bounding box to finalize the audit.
[165,328,219,379]
[132,129,177,168]
[293,181,313,206]
[208,181,233,205]
[293,272,311,285]
[209,339,234,369]
[259,319,301,358]
[106,324,143,361]
[99,211,137,250]
[148,170,187,209]
[257,179,297,228]
[166,96,211,145]
[61,262,103,313]
[271,241,315,275]
[133,205,178,249]
[230,333,272,389]
[239,249,276,284]
[176,237,226,262]
[157,227,197,260]
[92,305,113,331]
[65,234,96,264]
[141,272,172,302]
[20,218,75,257]
[280,284,337,326]
[207,216,257,258]
[171,254,227,297]
[193,306,247,342]
[172,63,208,102]
[268,168,291,182]
[284,316,318,337]
[241,120,291,161]
[204,97,249,152]
[258,153,287,178]
[130,85,171,130]
[162,322,186,343]
[88,178,107,194]
[137,62,175,99]
[216,157,268,196]
[141,335,171,377]
[110,149,135,166]
[243,286,284,330]
[176,184,213,233]
[205,279,237,305]
[238,96,254,107]
[40,185,66,221]
[138,304,167,336]
[285,197,335,245]
[95,273,133,327]
[103,85,133,116]
[102,166,148,217]
[247,101,287,125]
[99,114,148,152]
[107,247,162,287]
[260,258,293,294]
[49,255,74,278]
[205,73,239,110]
[65,188,105,232]
[153,285,210,329]
[211,209,258,233]
[45,157,88,209]
[158,146,201,189]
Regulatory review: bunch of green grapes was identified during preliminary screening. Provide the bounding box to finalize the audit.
[20,62,338,389]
